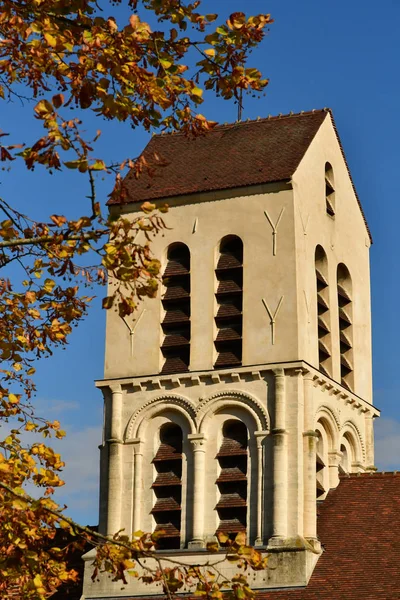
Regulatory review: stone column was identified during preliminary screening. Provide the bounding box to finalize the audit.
[365,413,377,471]
[328,451,342,488]
[106,384,123,536]
[270,368,288,545]
[303,372,318,542]
[132,439,144,534]
[188,433,206,548]
[254,431,268,546]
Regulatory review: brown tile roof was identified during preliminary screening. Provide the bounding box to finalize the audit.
[256,472,400,600]
[109,109,371,242]
[111,110,326,207]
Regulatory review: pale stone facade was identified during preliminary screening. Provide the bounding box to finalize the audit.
[82,111,379,598]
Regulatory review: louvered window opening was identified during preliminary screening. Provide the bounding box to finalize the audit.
[215,420,248,542]
[151,423,183,550]
[214,237,243,369]
[316,265,331,377]
[161,244,190,375]
[325,164,335,216]
[316,449,326,499]
[337,275,353,391]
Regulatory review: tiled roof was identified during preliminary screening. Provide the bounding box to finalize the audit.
[257,473,400,600]
[110,110,327,206]
[108,108,371,242]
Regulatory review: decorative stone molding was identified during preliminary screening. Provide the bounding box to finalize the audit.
[196,390,270,432]
[340,420,366,461]
[125,394,197,440]
[315,404,341,434]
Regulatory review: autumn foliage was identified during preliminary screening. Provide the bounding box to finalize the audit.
[0,1,272,597]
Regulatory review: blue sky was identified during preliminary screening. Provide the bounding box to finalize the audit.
[1,0,400,525]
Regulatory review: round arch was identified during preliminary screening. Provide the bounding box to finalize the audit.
[315,406,340,451]
[340,420,365,463]
[197,390,270,434]
[125,394,197,440]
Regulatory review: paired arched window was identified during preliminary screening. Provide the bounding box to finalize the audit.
[215,420,248,541]
[325,162,335,216]
[315,246,332,377]
[151,423,183,549]
[314,247,354,391]
[337,264,353,391]
[161,243,191,374]
[214,236,243,369]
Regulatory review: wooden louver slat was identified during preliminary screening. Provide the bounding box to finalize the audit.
[152,424,182,550]
[214,237,243,369]
[161,244,191,375]
[315,251,332,378]
[216,421,248,543]
[337,267,354,392]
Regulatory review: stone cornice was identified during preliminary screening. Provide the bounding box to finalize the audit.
[95,360,379,418]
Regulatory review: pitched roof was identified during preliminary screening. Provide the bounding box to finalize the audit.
[110,108,371,241]
[110,109,328,207]
[257,472,400,600]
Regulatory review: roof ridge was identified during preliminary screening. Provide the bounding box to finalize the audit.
[153,108,331,138]
[340,471,400,478]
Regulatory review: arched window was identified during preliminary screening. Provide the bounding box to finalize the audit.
[215,420,248,541]
[340,443,349,473]
[161,243,191,374]
[151,423,183,549]
[337,264,354,391]
[214,236,243,369]
[325,162,335,216]
[315,246,332,376]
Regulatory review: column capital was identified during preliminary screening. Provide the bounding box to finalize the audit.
[255,430,268,447]
[109,383,123,394]
[272,367,285,377]
[188,433,207,450]
[328,450,343,466]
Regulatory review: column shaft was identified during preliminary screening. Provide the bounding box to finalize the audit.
[271,369,288,542]
[106,385,123,536]
[133,444,143,534]
[303,372,317,541]
[188,434,206,548]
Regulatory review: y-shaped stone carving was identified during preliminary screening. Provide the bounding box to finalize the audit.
[262,296,284,345]
[264,207,285,256]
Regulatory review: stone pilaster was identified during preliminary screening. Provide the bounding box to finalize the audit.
[255,430,268,546]
[303,372,318,542]
[106,384,123,536]
[188,433,207,548]
[270,368,288,545]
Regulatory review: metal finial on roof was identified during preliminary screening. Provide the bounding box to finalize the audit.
[278,113,282,117]
[290,111,294,116]
[257,116,261,120]
[268,114,271,119]
[301,111,304,114]
[247,118,250,122]
[312,109,316,113]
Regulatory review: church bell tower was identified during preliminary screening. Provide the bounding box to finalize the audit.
[83,109,379,597]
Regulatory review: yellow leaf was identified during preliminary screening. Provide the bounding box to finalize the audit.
[192,86,203,97]
[8,393,20,404]
[44,32,57,47]
[204,48,216,57]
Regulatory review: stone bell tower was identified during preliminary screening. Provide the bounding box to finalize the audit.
[82,109,379,597]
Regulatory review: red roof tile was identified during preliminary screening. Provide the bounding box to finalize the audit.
[256,473,400,600]
[109,109,371,242]
[110,110,327,207]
